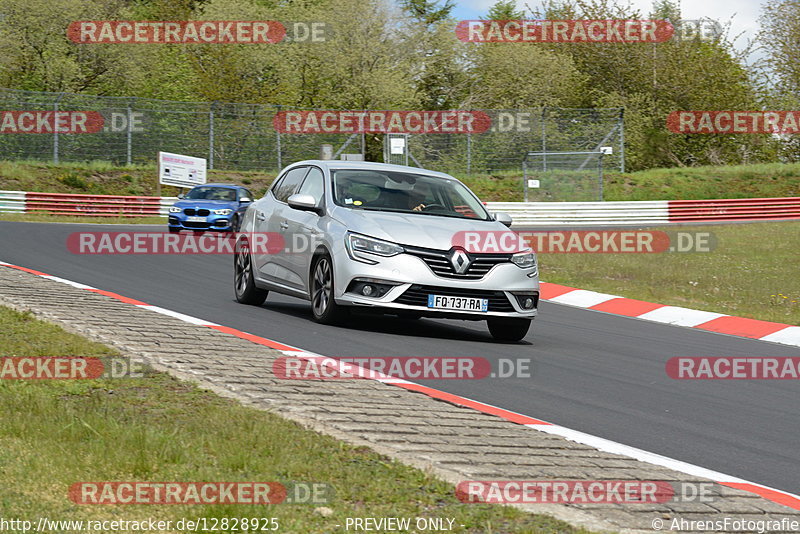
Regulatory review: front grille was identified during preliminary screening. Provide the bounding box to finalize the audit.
[183,208,210,216]
[404,245,511,280]
[183,221,211,229]
[394,285,515,312]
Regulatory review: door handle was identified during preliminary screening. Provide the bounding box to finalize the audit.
[256,212,266,222]
[280,221,289,230]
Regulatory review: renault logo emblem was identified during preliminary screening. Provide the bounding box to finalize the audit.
[449,248,471,274]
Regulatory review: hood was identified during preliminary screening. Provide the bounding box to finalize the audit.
[334,208,511,250]
[173,199,237,208]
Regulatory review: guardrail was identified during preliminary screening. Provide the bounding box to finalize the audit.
[1,191,799,225]
[487,197,800,226]
[0,191,177,217]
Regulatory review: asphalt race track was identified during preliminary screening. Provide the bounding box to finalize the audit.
[1,220,798,495]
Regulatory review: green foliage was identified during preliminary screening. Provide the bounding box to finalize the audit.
[0,0,790,172]
[486,0,524,20]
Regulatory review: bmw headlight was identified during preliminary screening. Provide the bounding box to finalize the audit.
[346,233,404,263]
[213,209,233,216]
[511,249,537,269]
[169,206,182,213]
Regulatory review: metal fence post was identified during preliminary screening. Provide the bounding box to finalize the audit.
[275,105,282,170]
[126,98,134,166]
[209,101,216,170]
[522,159,528,202]
[619,108,625,173]
[541,107,547,172]
[53,92,65,164]
[466,133,472,175]
[599,154,604,201]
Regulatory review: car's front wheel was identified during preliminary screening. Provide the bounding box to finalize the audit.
[310,254,349,325]
[234,241,268,305]
[487,318,531,342]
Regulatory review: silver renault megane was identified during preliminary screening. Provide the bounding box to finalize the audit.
[234,160,538,341]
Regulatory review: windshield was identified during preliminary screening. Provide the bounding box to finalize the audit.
[184,187,237,201]
[331,170,490,220]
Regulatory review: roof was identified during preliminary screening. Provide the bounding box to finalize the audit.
[285,160,455,179]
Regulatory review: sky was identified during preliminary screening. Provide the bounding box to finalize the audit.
[449,0,766,57]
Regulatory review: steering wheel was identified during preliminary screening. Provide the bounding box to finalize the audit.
[421,203,447,211]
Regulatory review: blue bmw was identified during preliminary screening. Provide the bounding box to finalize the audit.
[167,184,255,233]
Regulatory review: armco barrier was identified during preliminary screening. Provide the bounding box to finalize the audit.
[486,200,670,226]
[486,197,800,226]
[0,191,177,217]
[1,191,799,224]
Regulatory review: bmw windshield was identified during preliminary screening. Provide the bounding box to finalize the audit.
[331,169,491,220]
[184,186,237,201]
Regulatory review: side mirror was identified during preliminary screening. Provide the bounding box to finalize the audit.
[240,196,252,203]
[493,212,513,228]
[177,193,185,199]
[288,193,322,214]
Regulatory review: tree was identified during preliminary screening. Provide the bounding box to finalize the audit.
[485,0,524,20]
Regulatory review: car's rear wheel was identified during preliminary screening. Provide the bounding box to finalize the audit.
[487,318,531,342]
[310,254,348,325]
[234,241,268,305]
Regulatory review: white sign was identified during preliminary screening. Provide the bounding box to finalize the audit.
[600,146,613,155]
[527,179,540,188]
[158,151,207,188]
[389,137,406,155]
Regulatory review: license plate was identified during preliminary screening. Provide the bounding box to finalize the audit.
[427,294,488,312]
[186,216,206,222]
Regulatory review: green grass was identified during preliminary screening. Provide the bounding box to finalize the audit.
[0,306,590,533]
[0,213,165,224]
[3,159,800,203]
[538,222,800,325]
[0,160,277,198]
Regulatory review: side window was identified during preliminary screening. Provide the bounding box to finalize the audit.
[296,167,324,205]
[239,188,254,201]
[273,167,309,203]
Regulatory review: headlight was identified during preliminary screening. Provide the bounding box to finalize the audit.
[346,233,404,263]
[511,250,537,269]
[213,209,233,215]
[169,206,182,213]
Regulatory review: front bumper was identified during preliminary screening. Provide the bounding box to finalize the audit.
[168,215,233,231]
[333,251,539,319]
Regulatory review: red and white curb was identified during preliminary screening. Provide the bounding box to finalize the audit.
[541,282,800,347]
[1,259,799,511]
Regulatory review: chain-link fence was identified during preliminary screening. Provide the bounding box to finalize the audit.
[0,88,624,177]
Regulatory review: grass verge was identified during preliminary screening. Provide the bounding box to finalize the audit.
[0,213,164,224]
[3,159,800,203]
[538,221,800,325]
[0,306,590,533]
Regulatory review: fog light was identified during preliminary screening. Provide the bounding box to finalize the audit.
[362,285,375,296]
[523,298,534,309]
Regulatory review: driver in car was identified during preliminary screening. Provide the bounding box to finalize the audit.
[409,182,433,211]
